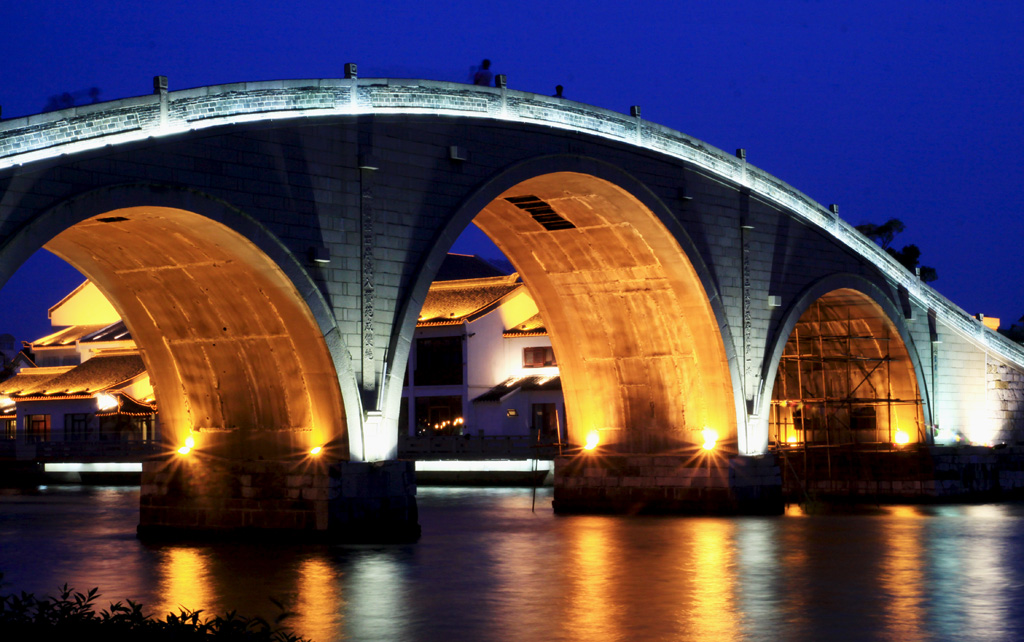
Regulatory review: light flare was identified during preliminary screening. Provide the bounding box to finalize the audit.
[95,392,118,411]
[702,427,718,451]
[584,430,600,451]
[177,433,195,455]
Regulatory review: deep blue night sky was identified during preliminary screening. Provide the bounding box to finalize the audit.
[2,1,1022,343]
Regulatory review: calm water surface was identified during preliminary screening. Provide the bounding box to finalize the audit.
[2,485,1024,641]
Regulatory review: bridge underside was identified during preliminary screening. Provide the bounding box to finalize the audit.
[46,206,347,459]
[472,172,737,454]
[40,207,415,540]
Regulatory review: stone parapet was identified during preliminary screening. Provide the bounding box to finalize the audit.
[552,453,782,515]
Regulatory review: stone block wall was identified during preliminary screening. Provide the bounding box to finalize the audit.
[139,458,329,537]
[328,460,419,542]
[780,445,1024,501]
[553,453,782,515]
[987,360,1024,444]
[138,457,418,542]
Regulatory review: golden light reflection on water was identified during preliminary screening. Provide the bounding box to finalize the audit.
[292,556,343,642]
[682,519,738,640]
[959,504,1013,639]
[563,517,622,642]
[880,506,925,639]
[778,517,811,636]
[152,547,214,618]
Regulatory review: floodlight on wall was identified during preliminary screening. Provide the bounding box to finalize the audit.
[95,392,118,411]
[506,409,518,417]
[358,154,379,170]
[767,295,782,308]
[177,433,195,455]
[701,427,719,451]
[449,146,467,161]
[309,246,331,264]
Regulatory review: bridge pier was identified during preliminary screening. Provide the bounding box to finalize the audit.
[552,453,783,515]
[138,458,419,542]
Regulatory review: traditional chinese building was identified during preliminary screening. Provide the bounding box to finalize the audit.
[400,254,564,445]
[0,281,157,450]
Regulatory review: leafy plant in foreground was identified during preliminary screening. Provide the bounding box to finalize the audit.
[0,573,312,641]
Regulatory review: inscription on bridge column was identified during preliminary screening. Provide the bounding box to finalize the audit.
[740,189,753,404]
[360,166,376,402]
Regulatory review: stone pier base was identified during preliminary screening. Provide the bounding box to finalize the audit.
[779,445,1024,503]
[552,453,783,515]
[138,458,419,542]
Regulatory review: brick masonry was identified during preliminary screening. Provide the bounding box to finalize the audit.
[552,453,783,514]
[988,360,1024,444]
[138,458,418,542]
[779,446,1024,501]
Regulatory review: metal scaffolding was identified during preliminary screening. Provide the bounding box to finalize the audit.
[770,299,924,451]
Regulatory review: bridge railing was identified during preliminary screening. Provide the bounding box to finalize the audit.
[1,77,1020,368]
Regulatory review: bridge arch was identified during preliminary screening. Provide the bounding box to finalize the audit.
[391,155,742,453]
[756,274,931,452]
[1,184,354,460]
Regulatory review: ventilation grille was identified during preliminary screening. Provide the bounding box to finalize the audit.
[504,195,575,231]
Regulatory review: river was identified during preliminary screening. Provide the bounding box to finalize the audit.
[2,485,1023,641]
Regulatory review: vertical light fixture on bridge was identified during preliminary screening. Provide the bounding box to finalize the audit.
[344,63,358,79]
[630,105,641,118]
[735,148,746,160]
[494,74,507,89]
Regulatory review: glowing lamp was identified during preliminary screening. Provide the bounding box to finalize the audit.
[894,430,910,446]
[583,430,600,451]
[701,428,718,451]
[95,392,118,411]
[0,396,13,409]
[178,434,195,455]
[310,445,323,456]
[786,434,798,444]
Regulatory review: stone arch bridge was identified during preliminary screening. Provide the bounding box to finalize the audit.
[1,77,1021,537]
